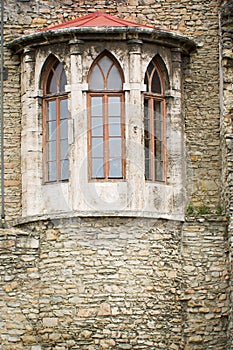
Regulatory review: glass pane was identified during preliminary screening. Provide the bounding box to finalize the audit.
[155,159,164,182]
[90,65,104,90]
[55,63,63,81]
[98,56,113,78]
[48,121,56,141]
[151,69,161,94]
[47,100,56,121]
[109,138,121,157]
[145,158,151,180]
[144,101,150,135]
[147,61,154,76]
[107,65,122,90]
[60,99,68,119]
[92,138,104,157]
[108,96,121,116]
[154,101,162,140]
[91,97,103,117]
[92,117,103,137]
[48,161,56,182]
[48,141,56,161]
[109,158,122,178]
[144,74,149,92]
[92,158,104,178]
[61,159,69,180]
[144,138,150,158]
[60,70,67,92]
[155,139,162,158]
[60,139,69,160]
[47,71,57,94]
[60,119,68,139]
[109,117,121,137]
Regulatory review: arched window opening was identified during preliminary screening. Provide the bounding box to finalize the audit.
[88,52,125,180]
[42,57,69,182]
[144,58,166,182]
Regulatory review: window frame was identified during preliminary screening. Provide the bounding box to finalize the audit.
[42,57,69,183]
[144,59,167,183]
[87,53,125,181]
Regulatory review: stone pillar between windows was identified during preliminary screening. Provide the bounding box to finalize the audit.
[69,39,87,211]
[167,48,185,214]
[127,40,145,210]
[21,47,42,216]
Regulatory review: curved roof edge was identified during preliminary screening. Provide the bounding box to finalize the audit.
[7,26,196,54]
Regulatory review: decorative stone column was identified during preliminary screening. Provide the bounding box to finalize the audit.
[168,48,185,215]
[126,39,145,210]
[21,47,42,216]
[68,39,87,210]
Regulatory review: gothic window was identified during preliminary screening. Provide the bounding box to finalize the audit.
[144,58,166,182]
[88,52,125,180]
[42,57,69,182]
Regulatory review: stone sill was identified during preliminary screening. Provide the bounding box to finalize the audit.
[13,210,185,226]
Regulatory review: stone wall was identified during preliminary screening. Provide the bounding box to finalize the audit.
[219,0,233,346]
[0,217,230,349]
[0,0,232,349]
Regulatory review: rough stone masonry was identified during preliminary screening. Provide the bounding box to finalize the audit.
[0,0,232,349]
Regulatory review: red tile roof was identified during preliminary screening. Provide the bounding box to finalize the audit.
[44,11,154,31]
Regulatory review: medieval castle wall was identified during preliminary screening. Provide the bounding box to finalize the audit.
[0,0,232,349]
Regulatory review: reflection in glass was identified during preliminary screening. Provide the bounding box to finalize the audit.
[145,159,151,180]
[108,96,121,116]
[152,70,161,94]
[92,117,103,137]
[60,119,68,139]
[48,121,56,141]
[109,117,121,137]
[144,74,149,92]
[92,138,104,157]
[155,159,163,182]
[109,158,122,178]
[48,100,56,121]
[61,159,69,180]
[107,65,122,90]
[60,70,67,92]
[91,97,103,116]
[90,66,104,90]
[92,158,104,178]
[48,161,56,182]
[60,99,68,119]
[55,63,63,80]
[98,56,113,77]
[109,138,121,157]
[60,139,69,159]
[47,71,57,94]
[48,141,56,162]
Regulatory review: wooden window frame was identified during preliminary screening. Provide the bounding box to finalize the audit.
[88,53,125,181]
[144,61,167,182]
[42,58,69,183]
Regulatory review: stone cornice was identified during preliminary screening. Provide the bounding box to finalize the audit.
[7,26,196,55]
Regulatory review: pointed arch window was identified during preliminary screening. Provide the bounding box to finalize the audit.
[42,57,69,182]
[88,53,125,180]
[144,59,166,182]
